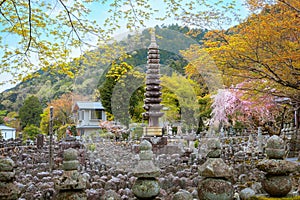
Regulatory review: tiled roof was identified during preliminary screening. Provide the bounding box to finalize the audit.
[0,124,16,130]
[75,101,104,110]
[76,125,101,129]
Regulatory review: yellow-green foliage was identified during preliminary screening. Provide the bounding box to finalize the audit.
[249,196,300,200]
[99,132,114,140]
[132,126,144,139]
[88,143,96,152]
[194,139,199,148]
[57,124,76,141]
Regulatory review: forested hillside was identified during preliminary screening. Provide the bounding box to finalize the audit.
[0,24,206,112]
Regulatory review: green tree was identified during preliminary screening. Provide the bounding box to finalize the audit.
[0,110,7,124]
[5,111,20,131]
[19,96,43,129]
[40,108,50,135]
[161,73,201,129]
[160,73,212,132]
[111,70,145,126]
[23,124,40,141]
[99,61,145,126]
[57,124,77,141]
[197,94,212,131]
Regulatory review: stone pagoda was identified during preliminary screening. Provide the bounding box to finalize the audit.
[55,148,87,199]
[132,140,160,199]
[143,31,164,136]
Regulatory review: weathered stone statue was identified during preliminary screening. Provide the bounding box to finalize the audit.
[198,138,234,200]
[55,148,87,199]
[257,135,298,197]
[132,140,160,199]
[143,31,164,136]
[0,157,19,199]
[36,134,44,149]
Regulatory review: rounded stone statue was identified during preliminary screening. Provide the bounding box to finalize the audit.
[198,138,234,200]
[257,135,298,197]
[0,157,20,200]
[132,140,160,199]
[55,148,87,200]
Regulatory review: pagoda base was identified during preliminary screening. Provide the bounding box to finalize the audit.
[144,127,163,136]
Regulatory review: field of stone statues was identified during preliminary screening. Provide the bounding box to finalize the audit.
[0,131,300,200]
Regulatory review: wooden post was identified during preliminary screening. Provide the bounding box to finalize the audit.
[295,104,299,155]
[49,106,54,172]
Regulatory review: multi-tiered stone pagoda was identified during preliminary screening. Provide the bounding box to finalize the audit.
[143,32,164,136]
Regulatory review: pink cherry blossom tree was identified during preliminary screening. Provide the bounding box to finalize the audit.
[210,83,281,131]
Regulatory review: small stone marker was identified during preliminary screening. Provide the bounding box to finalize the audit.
[55,148,87,200]
[36,134,44,149]
[197,138,234,200]
[132,140,160,199]
[0,157,19,199]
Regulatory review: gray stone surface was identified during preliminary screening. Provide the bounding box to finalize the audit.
[132,178,160,199]
[62,160,79,171]
[56,147,86,200]
[0,132,299,199]
[0,171,15,182]
[0,157,15,171]
[198,158,233,179]
[198,178,234,200]
[198,138,234,200]
[0,182,20,200]
[133,140,160,178]
[265,135,285,159]
[63,148,78,161]
[200,138,222,158]
[262,175,292,197]
[257,159,298,175]
[265,148,285,159]
[0,157,19,200]
[173,189,193,200]
[239,188,256,200]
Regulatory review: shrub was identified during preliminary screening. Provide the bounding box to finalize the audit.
[194,139,199,148]
[132,126,143,139]
[57,124,76,141]
[99,131,115,140]
[23,124,41,140]
[88,143,96,152]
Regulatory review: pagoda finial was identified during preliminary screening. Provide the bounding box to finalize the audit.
[151,31,156,42]
[149,28,158,49]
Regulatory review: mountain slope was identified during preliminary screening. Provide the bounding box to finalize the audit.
[0,24,206,112]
